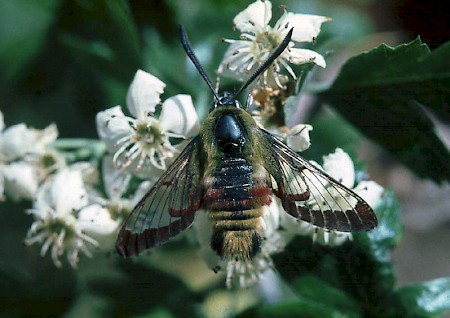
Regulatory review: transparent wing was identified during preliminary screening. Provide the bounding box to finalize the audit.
[116,137,203,257]
[261,130,377,232]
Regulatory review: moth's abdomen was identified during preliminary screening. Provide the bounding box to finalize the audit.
[203,157,272,260]
[203,157,272,211]
[209,207,265,260]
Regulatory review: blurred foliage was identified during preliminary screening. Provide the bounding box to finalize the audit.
[1,0,449,317]
[321,38,450,183]
[87,262,204,317]
[0,200,77,317]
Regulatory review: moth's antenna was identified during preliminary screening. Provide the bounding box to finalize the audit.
[234,28,293,98]
[180,25,221,102]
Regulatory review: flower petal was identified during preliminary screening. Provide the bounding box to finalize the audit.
[263,199,280,235]
[159,94,200,137]
[102,156,131,199]
[51,169,88,215]
[2,162,38,201]
[0,110,4,132]
[233,0,272,33]
[0,123,58,162]
[353,180,384,209]
[288,48,326,68]
[0,124,36,161]
[275,12,331,43]
[322,148,355,188]
[217,41,256,81]
[126,70,166,118]
[77,204,119,235]
[36,124,58,151]
[286,124,313,152]
[96,106,133,149]
[192,210,222,270]
[70,162,99,187]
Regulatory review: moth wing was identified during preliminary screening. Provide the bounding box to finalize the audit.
[116,136,203,257]
[260,129,377,232]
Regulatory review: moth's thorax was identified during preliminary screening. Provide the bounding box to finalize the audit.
[214,114,246,155]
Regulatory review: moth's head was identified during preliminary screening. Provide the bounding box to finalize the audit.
[211,91,241,110]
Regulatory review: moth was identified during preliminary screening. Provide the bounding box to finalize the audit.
[116,26,377,260]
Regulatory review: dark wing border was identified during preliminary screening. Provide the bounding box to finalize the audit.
[116,136,203,257]
[260,129,377,232]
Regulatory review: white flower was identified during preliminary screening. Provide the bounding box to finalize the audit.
[0,112,60,201]
[77,204,118,235]
[285,124,313,152]
[0,123,57,162]
[218,0,331,87]
[96,70,200,177]
[257,123,312,153]
[280,148,384,246]
[2,161,39,201]
[24,168,118,268]
[80,160,154,252]
[76,203,119,252]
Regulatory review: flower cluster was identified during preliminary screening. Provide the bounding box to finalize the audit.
[218,0,330,88]
[218,0,331,125]
[24,162,153,267]
[25,166,117,267]
[6,0,385,290]
[0,112,61,201]
[2,68,199,268]
[96,70,199,195]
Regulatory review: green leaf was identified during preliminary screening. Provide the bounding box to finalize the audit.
[349,189,402,296]
[239,275,362,317]
[364,188,403,254]
[89,261,203,318]
[1,0,142,138]
[320,38,450,182]
[0,0,61,83]
[58,0,141,83]
[395,278,450,318]
[328,189,401,317]
[254,300,355,318]
[292,275,361,317]
[304,109,364,162]
[0,200,78,317]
